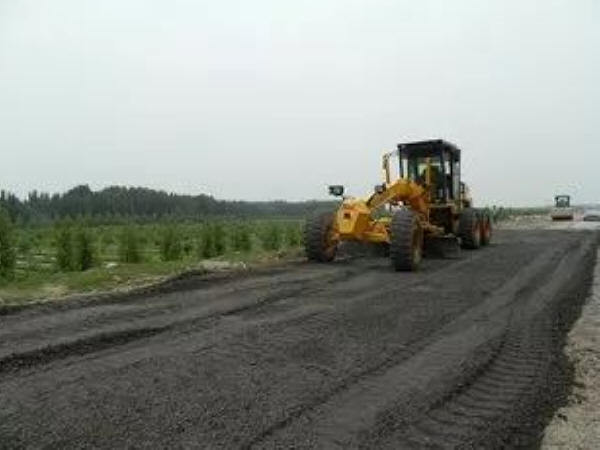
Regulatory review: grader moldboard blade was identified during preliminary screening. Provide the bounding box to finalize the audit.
[425,235,461,259]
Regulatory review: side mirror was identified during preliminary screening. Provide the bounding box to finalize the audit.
[328,185,345,197]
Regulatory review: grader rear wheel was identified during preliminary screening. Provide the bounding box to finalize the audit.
[481,212,492,246]
[390,209,423,271]
[305,212,338,262]
[459,208,482,249]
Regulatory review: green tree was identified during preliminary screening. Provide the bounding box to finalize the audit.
[99,227,115,254]
[183,239,194,256]
[74,227,95,271]
[55,221,74,271]
[212,223,226,256]
[0,208,16,280]
[159,225,182,261]
[231,222,252,253]
[285,223,302,247]
[260,222,282,251]
[118,226,142,263]
[199,225,215,259]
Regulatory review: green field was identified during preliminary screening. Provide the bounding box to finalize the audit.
[0,219,304,306]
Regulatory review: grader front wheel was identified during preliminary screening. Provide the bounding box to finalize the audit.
[305,212,338,262]
[390,209,423,272]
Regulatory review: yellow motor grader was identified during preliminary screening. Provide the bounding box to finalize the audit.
[305,139,492,271]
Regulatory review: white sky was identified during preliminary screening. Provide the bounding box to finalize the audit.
[1,0,599,206]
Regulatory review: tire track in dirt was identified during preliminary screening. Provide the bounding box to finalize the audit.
[0,270,384,374]
[254,232,597,449]
[0,230,596,449]
[0,252,478,377]
[360,232,597,449]
[0,274,343,375]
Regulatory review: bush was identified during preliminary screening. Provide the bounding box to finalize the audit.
[74,228,95,271]
[118,226,142,263]
[231,223,252,253]
[99,228,116,251]
[55,222,75,271]
[260,222,282,251]
[19,232,40,272]
[285,223,302,247]
[213,223,226,256]
[183,239,194,256]
[199,225,216,259]
[0,208,16,280]
[159,225,182,261]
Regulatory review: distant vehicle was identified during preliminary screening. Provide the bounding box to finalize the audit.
[550,195,574,221]
[583,209,600,222]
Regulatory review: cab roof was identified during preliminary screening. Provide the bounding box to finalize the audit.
[397,139,461,160]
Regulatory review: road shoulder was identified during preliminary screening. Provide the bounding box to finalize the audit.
[542,249,600,449]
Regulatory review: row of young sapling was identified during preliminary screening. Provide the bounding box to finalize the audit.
[0,217,304,280]
[0,206,547,282]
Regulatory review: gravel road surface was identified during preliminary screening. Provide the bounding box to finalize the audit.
[0,230,597,449]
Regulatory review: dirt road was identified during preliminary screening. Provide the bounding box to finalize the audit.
[0,230,597,449]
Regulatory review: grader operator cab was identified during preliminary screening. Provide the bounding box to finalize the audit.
[305,139,492,271]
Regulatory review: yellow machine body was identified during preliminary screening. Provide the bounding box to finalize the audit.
[305,139,490,271]
[332,155,446,245]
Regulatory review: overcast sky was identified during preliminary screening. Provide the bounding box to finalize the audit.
[1,0,599,206]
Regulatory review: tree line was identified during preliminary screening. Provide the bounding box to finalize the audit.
[0,185,335,224]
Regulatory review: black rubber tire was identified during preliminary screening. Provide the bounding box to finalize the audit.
[390,209,423,272]
[459,208,482,249]
[305,212,338,262]
[481,212,492,246]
